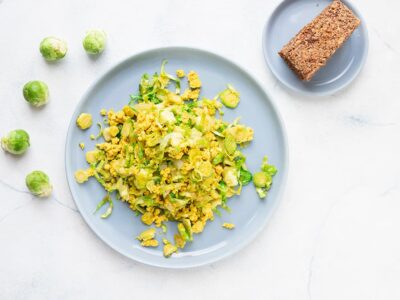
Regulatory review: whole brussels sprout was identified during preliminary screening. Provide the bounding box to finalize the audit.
[25,170,52,197]
[39,37,67,61]
[23,81,49,107]
[82,29,107,55]
[1,129,30,155]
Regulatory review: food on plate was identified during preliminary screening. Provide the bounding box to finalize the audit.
[93,193,113,218]
[74,169,92,183]
[136,228,159,247]
[187,71,201,89]
[137,228,156,241]
[174,233,186,248]
[82,29,107,55]
[74,61,276,257]
[222,222,235,229]
[278,0,361,81]
[76,113,93,130]
[253,156,277,199]
[23,80,49,107]
[39,37,68,61]
[176,69,185,78]
[91,122,104,140]
[25,170,52,197]
[220,84,240,108]
[1,129,30,155]
[163,243,178,257]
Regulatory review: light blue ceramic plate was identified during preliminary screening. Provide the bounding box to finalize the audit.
[65,47,288,268]
[263,0,368,96]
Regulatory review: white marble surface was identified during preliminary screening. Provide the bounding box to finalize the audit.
[1,0,399,299]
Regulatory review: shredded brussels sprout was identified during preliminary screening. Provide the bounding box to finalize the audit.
[94,194,113,218]
[253,156,277,199]
[220,84,240,108]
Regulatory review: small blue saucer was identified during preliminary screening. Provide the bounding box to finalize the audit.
[263,0,368,96]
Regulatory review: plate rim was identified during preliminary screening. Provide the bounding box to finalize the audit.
[262,0,369,96]
[65,46,289,269]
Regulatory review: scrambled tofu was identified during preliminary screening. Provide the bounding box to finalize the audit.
[163,243,178,257]
[141,239,159,247]
[137,228,156,241]
[137,228,158,247]
[181,88,200,101]
[187,71,201,89]
[74,61,262,257]
[176,69,185,78]
[174,234,186,249]
[222,223,235,229]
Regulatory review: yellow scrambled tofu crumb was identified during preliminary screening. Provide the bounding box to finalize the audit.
[187,71,201,89]
[136,228,156,241]
[122,105,135,117]
[79,143,85,150]
[176,69,185,78]
[222,223,235,229]
[192,220,205,233]
[163,244,178,257]
[109,126,119,137]
[174,234,186,249]
[192,221,206,233]
[76,113,93,130]
[90,134,96,140]
[141,211,154,225]
[181,88,200,101]
[141,239,159,247]
[100,109,107,116]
